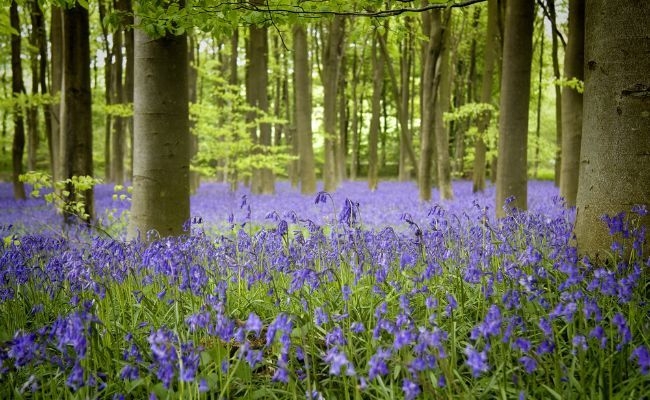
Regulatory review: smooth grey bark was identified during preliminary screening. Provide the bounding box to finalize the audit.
[495,0,535,217]
[27,1,40,172]
[368,31,383,191]
[418,10,444,202]
[246,21,274,194]
[10,1,26,200]
[547,0,562,187]
[533,19,544,178]
[188,35,200,194]
[49,6,62,183]
[574,0,650,261]
[434,10,453,201]
[293,24,316,194]
[61,3,93,223]
[559,0,584,206]
[98,0,112,181]
[110,14,125,185]
[128,25,189,239]
[322,16,345,193]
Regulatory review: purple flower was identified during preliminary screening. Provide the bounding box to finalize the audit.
[572,335,587,352]
[350,322,365,333]
[588,325,607,349]
[631,345,650,375]
[464,345,489,377]
[245,312,263,335]
[519,356,537,374]
[120,364,140,380]
[324,347,355,376]
[612,313,632,349]
[66,361,84,391]
[402,378,421,400]
[199,378,209,392]
[445,294,457,316]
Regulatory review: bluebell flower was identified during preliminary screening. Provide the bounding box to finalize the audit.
[245,312,263,336]
[612,313,632,349]
[519,356,537,373]
[119,364,140,380]
[66,361,84,391]
[464,345,489,377]
[350,322,365,333]
[402,378,421,400]
[631,345,650,375]
[324,347,355,376]
[571,335,587,353]
[588,325,607,349]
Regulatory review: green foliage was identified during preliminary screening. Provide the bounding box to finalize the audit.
[445,102,499,173]
[19,171,101,223]
[0,93,59,113]
[191,60,295,187]
[555,77,584,94]
[103,102,134,117]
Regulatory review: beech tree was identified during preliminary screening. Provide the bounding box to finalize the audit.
[495,0,535,217]
[10,0,25,200]
[559,0,584,206]
[127,9,189,239]
[574,0,649,260]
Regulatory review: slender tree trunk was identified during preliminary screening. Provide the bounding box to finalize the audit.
[188,35,200,193]
[322,16,345,193]
[368,31,383,191]
[435,11,453,201]
[547,0,562,186]
[473,0,498,193]
[32,1,52,178]
[495,0,535,217]
[61,3,93,223]
[128,22,189,239]
[50,6,62,184]
[574,0,650,261]
[559,0,584,206]
[337,52,348,183]
[10,1,26,200]
[399,18,414,181]
[533,18,544,179]
[293,24,316,194]
[349,46,362,181]
[110,11,125,185]
[27,1,41,172]
[123,0,134,182]
[246,20,274,194]
[418,10,444,202]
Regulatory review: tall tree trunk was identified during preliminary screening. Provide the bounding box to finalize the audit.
[188,35,200,193]
[128,22,189,239]
[349,46,362,181]
[368,31,383,191]
[246,20,274,194]
[27,1,41,172]
[574,0,650,261]
[293,24,316,194]
[435,11,453,201]
[547,0,562,187]
[559,0,584,206]
[61,3,93,223]
[10,1,26,200]
[32,1,52,178]
[124,0,134,181]
[418,10,444,202]
[495,0,535,217]
[50,6,62,183]
[322,16,345,193]
[110,10,125,185]
[533,18,544,179]
[473,0,498,193]
[337,51,348,183]
[98,0,112,181]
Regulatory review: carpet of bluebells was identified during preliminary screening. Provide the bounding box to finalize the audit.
[0,180,648,399]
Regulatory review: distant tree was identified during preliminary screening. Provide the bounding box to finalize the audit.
[246,8,274,195]
[128,6,189,239]
[574,0,649,260]
[367,27,384,192]
[10,0,26,200]
[559,0,584,206]
[495,0,535,217]
[434,10,453,201]
[473,0,498,193]
[49,5,62,183]
[322,15,345,193]
[292,23,316,194]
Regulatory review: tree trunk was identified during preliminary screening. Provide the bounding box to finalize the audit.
[50,6,62,183]
[368,31,383,191]
[533,18,544,179]
[293,24,316,194]
[547,0,562,187]
[495,0,535,217]
[10,1,26,200]
[98,0,112,181]
[322,16,345,193]
[349,46,362,181]
[128,23,189,239]
[435,11,453,201]
[559,0,584,206]
[110,12,125,185]
[574,0,650,261]
[32,1,52,179]
[124,0,134,181]
[27,1,41,172]
[246,21,274,194]
[418,10,444,202]
[337,51,348,183]
[61,3,93,223]
[188,35,200,193]
[473,0,498,193]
